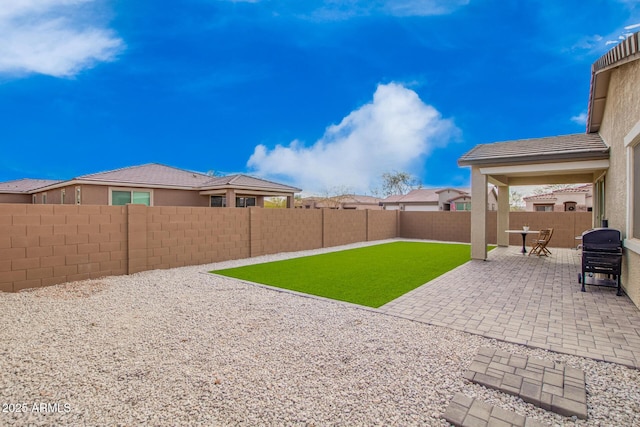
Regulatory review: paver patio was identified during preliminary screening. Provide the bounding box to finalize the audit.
[380,246,640,369]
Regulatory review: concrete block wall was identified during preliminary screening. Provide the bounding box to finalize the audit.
[0,204,127,292]
[253,208,323,257]
[508,212,593,248]
[0,204,595,293]
[144,206,251,271]
[367,210,399,241]
[323,209,367,248]
[400,211,478,243]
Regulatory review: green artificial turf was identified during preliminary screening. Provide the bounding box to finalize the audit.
[212,241,490,308]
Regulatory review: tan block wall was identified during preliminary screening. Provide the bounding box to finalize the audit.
[252,208,323,257]
[323,209,367,247]
[145,206,251,271]
[400,212,478,243]
[400,211,591,248]
[367,210,399,241]
[506,212,593,248]
[0,204,596,294]
[0,204,127,292]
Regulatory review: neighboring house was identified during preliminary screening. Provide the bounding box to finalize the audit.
[523,184,593,212]
[0,163,301,208]
[381,187,497,211]
[458,32,640,308]
[299,194,383,210]
[0,179,62,204]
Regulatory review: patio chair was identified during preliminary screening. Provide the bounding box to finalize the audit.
[529,228,553,257]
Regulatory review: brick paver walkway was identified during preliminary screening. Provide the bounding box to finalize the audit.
[380,246,640,368]
[464,347,587,419]
[444,393,549,427]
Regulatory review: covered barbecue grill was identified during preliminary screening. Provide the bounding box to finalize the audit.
[579,228,623,295]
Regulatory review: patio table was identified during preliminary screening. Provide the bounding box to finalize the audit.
[505,230,540,254]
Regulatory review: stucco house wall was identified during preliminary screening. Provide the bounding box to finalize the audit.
[598,58,640,306]
[0,194,31,203]
[404,204,439,212]
[524,191,591,212]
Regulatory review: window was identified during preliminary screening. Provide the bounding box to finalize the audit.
[210,196,257,208]
[535,204,553,212]
[211,196,226,207]
[111,190,151,206]
[236,197,256,208]
[32,194,37,204]
[634,143,640,238]
[624,120,640,254]
[42,193,47,204]
[455,202,471,211]
[61,189,66,204]
[76,187,81,205]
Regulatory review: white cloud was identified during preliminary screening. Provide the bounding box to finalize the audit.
[571,112,587,126]
[247,83,459,194]
[307,0,469,20]
[0,0,124,78]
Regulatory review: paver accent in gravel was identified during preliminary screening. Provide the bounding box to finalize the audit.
[464,347,588,420]
[443,393,549,427]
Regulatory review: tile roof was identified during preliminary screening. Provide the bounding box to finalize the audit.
[523,184,592,201]
[523,194,557,201]
[383,189,440,204]
[2,164,301,194]
[0,178,61,193]
[458,133,609,166]
[343,195,382,204]
[77,163,212,188]
[447,195,470,202]
[435,188,470,195]
[202,174,301,192]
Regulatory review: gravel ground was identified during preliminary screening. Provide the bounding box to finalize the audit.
[1,239,639,426]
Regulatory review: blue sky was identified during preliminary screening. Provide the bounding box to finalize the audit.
[1,0,639,195]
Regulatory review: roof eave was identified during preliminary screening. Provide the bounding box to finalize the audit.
[458,149,610,167]
[587,32,640,133]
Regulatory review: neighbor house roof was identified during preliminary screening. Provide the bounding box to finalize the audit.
[435,188,470,194]
[382,189,441,204]
[1,163,301,194]
[202,174,301,192]
[0,178,61,193]
[448,195,471,202]
[342,195,382,204]
[77,163,213,188]
[458,133,609,166]
[523,184,592,201]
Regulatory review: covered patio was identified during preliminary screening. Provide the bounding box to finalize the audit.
[458,133,610,260]
[380,246,640,368]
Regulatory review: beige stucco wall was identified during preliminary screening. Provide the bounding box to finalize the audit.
[525,192,590,212]
[597,58,640,305]
[0,193,31,203]
[153,188,210,207]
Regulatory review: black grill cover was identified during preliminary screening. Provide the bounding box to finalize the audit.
[582,228,622,251]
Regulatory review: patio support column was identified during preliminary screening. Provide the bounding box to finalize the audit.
[471,166,488,260]
[497,184,510,247]
[226,189,236,208]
